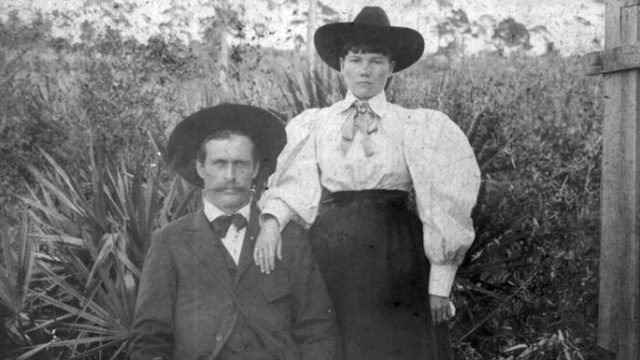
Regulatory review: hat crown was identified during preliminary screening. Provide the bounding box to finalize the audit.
[314,6,424,72]
[352,6,390,26]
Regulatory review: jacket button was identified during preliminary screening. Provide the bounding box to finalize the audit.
[216,334,223,341]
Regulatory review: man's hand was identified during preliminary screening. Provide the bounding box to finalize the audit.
[430,294,454,325]
[254,216,282,274]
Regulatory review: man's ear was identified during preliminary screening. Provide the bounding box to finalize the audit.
[389,60,396,73]
[196,159,205,180]
[339,58,344,71]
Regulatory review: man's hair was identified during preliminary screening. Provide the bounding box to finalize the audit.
[339,42,394,61]
[196,129,258,164]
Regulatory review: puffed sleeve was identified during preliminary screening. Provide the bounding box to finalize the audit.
[404,109,481,298]
[258,108,323,228]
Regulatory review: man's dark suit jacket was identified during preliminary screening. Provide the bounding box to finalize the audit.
[129,203,340,360]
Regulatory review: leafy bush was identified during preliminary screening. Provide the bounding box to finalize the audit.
[0,14,195,222]
[6,147,196,359]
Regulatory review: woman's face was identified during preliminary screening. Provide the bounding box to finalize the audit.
[340,51,395,100]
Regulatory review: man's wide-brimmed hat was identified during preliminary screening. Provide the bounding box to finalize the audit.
[166,103,286,189]
[314,6,424,72]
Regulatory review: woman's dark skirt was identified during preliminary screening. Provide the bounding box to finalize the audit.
[309,190,453,360]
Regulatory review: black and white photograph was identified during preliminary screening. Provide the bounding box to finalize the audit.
[0,0,624,359]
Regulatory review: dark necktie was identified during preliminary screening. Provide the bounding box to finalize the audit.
[210,213,248,237]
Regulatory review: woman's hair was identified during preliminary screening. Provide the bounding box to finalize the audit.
[339,42,394,61]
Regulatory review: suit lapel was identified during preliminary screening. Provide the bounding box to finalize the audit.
[235,202,260,284]
[185,210,234,292]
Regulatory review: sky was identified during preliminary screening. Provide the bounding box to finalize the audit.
[1,0,605,55]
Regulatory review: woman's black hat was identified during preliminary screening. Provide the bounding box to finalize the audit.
[314,6,425,72]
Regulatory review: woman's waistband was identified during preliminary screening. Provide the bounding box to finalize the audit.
[320,188,410,207]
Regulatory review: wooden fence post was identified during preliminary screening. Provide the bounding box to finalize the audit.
[591,1,640,358]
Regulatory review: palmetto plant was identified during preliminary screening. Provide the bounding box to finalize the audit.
[0,216,38,359]
[275,60,346,117]
[13,146,197,359]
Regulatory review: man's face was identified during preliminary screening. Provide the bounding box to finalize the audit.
[196,134,259,213]
[340,51,395,100]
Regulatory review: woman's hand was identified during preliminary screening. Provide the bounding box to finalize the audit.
[253,216,282,274]
[430,294,454,325]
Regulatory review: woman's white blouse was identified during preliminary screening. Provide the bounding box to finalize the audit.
[258,91,481,297]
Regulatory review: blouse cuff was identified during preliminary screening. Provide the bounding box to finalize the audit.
[428,264,458,298]
[259,199,295,231]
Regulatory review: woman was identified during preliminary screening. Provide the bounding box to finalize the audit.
[255,7,481,359]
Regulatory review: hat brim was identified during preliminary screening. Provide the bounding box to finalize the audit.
[314,22,424,72]
[166,104,286,189]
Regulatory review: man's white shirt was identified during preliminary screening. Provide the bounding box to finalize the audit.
[203,198,251,265]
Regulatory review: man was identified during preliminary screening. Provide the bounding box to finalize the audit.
[254,7,481,359]
[130,104,340,360]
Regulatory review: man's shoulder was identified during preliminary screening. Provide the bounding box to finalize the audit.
[153,212,199,241]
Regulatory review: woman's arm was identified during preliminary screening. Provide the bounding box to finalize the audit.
[404,109,481,321]
[255,108,324,273]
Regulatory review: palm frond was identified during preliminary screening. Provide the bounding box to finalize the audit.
[0,215,37,318]
[15,147,194,359]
